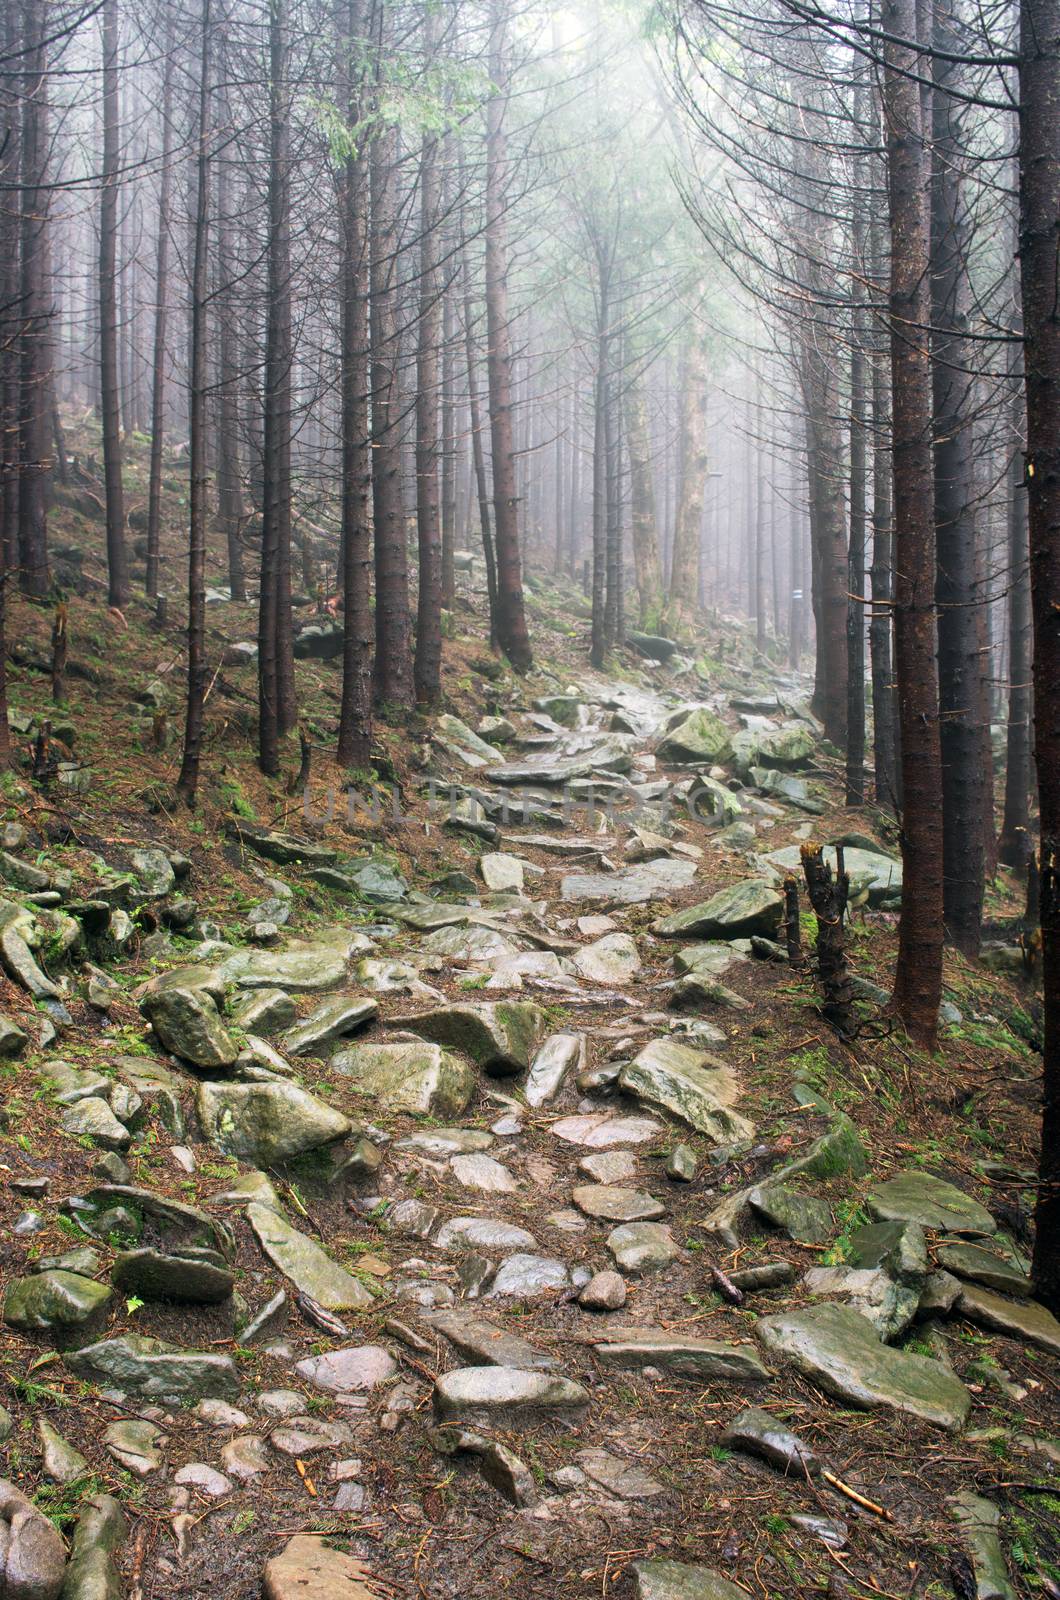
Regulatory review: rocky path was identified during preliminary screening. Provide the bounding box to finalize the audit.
[0,663,1053,1600]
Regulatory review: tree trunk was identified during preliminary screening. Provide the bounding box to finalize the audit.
[414,27,443,710]
[176,0,212,805]
[215,66,246,604]
[258,0,296,774]
[590,311,608,667]
[145,28,173,599]
[1,0,22,576]
[369,96,413,706]
[441,252,456,610]
[869,334,899,808]
[884,0,944,1049]
[458,199,498,650]
[931,0,986,955]
[18,0,51,598]
[667,327,708,630]
[336,0,373,769]
[624,379,661,626]
[1019,0,1060,1312]
[99,0,129,610]
[484,2,532,671]
[846,332,867,805]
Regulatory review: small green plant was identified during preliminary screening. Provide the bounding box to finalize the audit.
[125,1295,145,1315]
[764,1513,789,1536]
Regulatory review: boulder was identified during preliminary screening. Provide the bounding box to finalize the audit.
[197,1080,351,1164]
[657,709,733,766]
[755,1303,970,1431]
[866,1172,996,1237]
[632,1561,749,1600]
[0,1479,66,1600]
[139,985,238,1068]
[398,1001,547,1075]
[654,880,784,940]
[281,995,378,1055]
[331,1040,474,1118]
[4,1271,111,1344]
[263,1536,377,1600]
[619,1039,754,1141]
[61,1494,127,1600]
[432,1367,589,1428]
[65,1334,241,1403]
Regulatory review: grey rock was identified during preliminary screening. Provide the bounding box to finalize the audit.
[957,1281,1060,1356]
[632,1559,750,1600]
[174,1464,231,1498]
[0,1016,27,1058]
[247,1203,374,1312]
[37,1419,89,1485]
[755,1303,970,1431]
[232,989,298,1033]
[619,1039,753,1142]
[61,1097,131,1152]
[866,1172,995,1237]
[220,1435,271,1481]
[595,1332,768,1381]
[432,1367,590,1428]
[103,1419,166,1476]
[749,1183,832,1244]
[450,1152,518,1193]
[238,1291,288,1346]
[802,1266,922,1340]
[654,880,784,941]
[572,1185,665,1223]
[936,1241,1031,1297]
[61,1493,126,1600]
[429,1426,536,1507]
[332,1041,474,1118]
[435,1218,537,1253]
[426,1309,556,1369]
[282,995,378,1055]
[4,1271,111,1342]
[197,1079,351,1164]
[131,848,177,898]
[579,1271,627,1311]
[112,1248,235,1305]
[525,1032,585,1107]
[574,933,641,985]
[721,1406,820,1476]
[489,1254,569,1297]
[607,1222,680,1276]
[140,985,238,1068]
[949,1492,1015,1600]
[561,858,698,907]
[0,1478,67,1600]
[397,1001,548,1075]
[66,1335,241,1404]
[665,1144,698,1182]
[579,1150,638,1184]
[657,708,733,765]
[295,1346,397,1393]
[262,1535,377,1600]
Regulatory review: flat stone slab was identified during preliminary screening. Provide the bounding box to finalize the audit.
[247,1203,374,1312]
[294,1347,397,1393]
[594,1332,768,1381]
[435,1218,537,1253]
[395,1128,493,1157]
[949,1491,1015,1600]
[449,1153,518,1193]
[282,996,378,1055]
[577,1447,665,1499]
[936,1242,1031,1298]
[574,933,642,985]
[332,1040,474,1118]
[620,1039,753,1142]
[263,1535,377,1600]
[66,1334,240,1403]
[426,1310,557,1370]
[755,1303,970,1431]
[197,1080,352,1165]
[561,859,697,906]
[957,1282,1060,1356]
[632,1560,750,1600]
[395,1001,548,1075]
[572,1185,665,1223]
[433,1367,589,1427]
[111,1248,235,1305]
[579,1150,638,1183]
[722,1406,820,1475]
[866,1172,995,1236]
[607,1222,680,1276]
[551,1113,663,1148]
[489,1254,570,1298]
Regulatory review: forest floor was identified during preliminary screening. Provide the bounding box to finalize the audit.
[0,419,1055,1600]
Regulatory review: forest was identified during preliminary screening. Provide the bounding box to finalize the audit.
[0,0,1058,1596]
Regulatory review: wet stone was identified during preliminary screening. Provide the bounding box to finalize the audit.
[0,1478,67,1600]
[936,1241,1031,1298]
[665,1144,698,1182]
[426,1309,556,1370]
[722,1406,820,1476]
[112,1248,235,1305]
[950,1491,1015,1600]
[755,1303,970,1431]
[429,1426,537,1508]
[607,1222,680,1276]
[263,1535,377,1600]
[956,1281,1060,1357]
[749,1184,833,1244]
[572,1185,666,1223]
[577,1447,665,1499]
[38,1419,89,1485]
[432,1367,590,1429]
[866,1172,996,1237]
[294,1347,397,1393]
[489,1254,570,1298]
[449,1153,518,1193]
[221,1435,271,1481]
[174,1464,231,1498]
